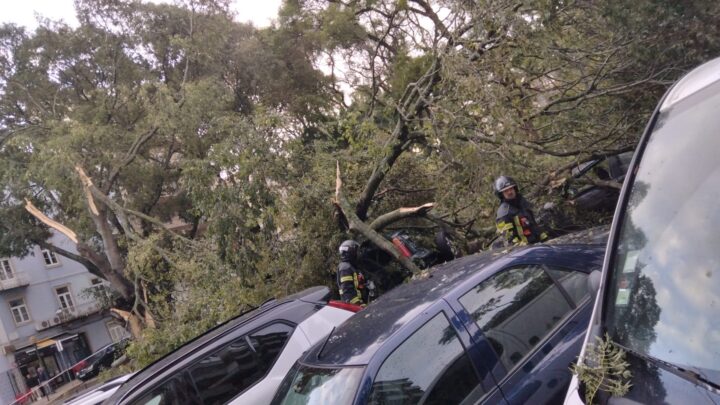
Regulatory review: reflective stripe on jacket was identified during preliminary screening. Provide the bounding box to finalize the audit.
[496,198,548,246]
[337,261,363,305]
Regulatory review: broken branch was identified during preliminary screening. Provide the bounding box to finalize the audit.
[24,199,78,244]
[335,162,421,273]
[369,203,435,231]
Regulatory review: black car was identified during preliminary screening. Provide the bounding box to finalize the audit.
[563,151,633,212]
[565,57,720,404]
[76,340,129,381]
[273,235,607,405]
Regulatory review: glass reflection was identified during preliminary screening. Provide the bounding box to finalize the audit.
[605,80,720,385]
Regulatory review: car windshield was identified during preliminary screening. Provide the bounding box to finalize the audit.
[604,79,720,384]
[272,364,364,405]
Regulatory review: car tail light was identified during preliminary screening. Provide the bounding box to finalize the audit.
[71,360,87,373]
[392,237,413,257]
[328,300,363,313]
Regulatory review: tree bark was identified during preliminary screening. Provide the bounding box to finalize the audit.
[336,162,421,273]
[369,203,435,231]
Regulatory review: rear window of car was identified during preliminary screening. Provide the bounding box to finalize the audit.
[127,322,294,405]
[271,364,365,405]
[188,322,294,404]
[459,265,577,370]
[369,312,484,404]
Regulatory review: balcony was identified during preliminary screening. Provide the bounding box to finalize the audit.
[0,272,30,291]
[36,301,103,331]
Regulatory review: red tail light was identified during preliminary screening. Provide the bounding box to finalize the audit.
[71,360,87,373]
[328,300,364,313]
[392,238,413,257]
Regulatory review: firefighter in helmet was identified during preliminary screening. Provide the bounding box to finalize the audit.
[337,240,367,305]
[494,176,548,246]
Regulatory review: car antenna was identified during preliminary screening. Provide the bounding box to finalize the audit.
[316,327,336,361]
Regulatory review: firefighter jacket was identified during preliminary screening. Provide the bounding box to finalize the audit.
[337,260,366,305]
[496,196,548,246]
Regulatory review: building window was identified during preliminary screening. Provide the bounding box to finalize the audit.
[41,249,59,266]
[0,259,14,281]
[55,286,75,309]
[9,298,31,324]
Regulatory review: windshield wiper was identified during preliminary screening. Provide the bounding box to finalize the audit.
[614,342,720,392]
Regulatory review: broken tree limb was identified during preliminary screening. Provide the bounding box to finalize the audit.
[24,200,136,300]
[110,308,144,338]
[369,203,435,231]
[24,199,78,243]
[335,162,421,273]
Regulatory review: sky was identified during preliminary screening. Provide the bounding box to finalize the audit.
[0,0,282,29]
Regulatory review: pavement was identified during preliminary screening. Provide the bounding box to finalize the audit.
[18,377,97,405]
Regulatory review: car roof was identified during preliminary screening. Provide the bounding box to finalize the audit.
[660,56,720,111]
[64,373,135,405]
[303,242,605,367]
[109,286,330,403]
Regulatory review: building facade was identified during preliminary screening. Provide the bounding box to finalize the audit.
[0,232,128,404]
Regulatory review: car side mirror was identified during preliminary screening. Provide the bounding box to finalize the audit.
[587,270,602,295]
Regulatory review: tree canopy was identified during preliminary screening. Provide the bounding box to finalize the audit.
[1,0,718,364]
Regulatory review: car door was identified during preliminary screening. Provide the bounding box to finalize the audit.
[363,302,494,405]
[455,264,594,405]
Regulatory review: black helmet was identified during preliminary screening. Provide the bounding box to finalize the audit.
[339,240,360,261]
[494,176,518,199]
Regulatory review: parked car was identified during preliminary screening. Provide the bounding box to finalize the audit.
[565,57,720,404]
[563,151,633,212]
[104,286,358,405]
[76,340,129,381]
[272,236,607,405]
[64,373,134,405]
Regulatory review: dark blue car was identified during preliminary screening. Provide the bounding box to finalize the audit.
[272,236,606,405]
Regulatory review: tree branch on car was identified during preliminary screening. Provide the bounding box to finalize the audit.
[335,162,422,273]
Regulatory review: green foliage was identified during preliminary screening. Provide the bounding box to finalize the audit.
[2,0,720,367]
[123,234,273,367]
[571,333,633,404]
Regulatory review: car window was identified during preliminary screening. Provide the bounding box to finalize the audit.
[369,312,483,405]
[188,322,294,404]
[459,266,574,371]
[547,268,590,306]
[129,372,201,405]
[271,365,365,405]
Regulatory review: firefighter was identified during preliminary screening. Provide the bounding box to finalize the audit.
[337,240,367,305]
[494,176,548,246]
